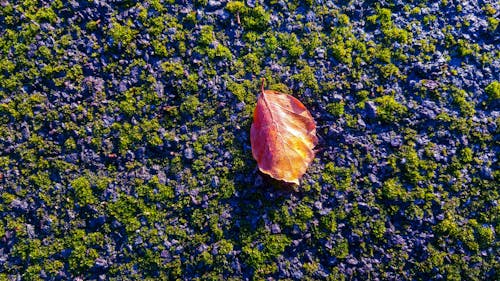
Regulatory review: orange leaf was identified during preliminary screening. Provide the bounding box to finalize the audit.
[250,80,318,184]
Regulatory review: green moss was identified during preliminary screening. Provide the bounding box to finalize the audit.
[327,267,346,281]
[320,212,337,233]
[243,234,291,269]
[382,26,410,44]
[461,227,479,252]
[199,25,214,46]
[379,178,405,201]
[435,217,459,237]
[242,53,261,73]
[199,250,214,266]
[459,147,473,163]
[180,95,201,115]
[371,219,386,240]
[264,33,279,52]
[69,245,99,273]
[423,14,437,25]
[378,63,401,79]
[372,95,407,123]
[451,89,475,117]
[302,33,321,57]
[303,261,320,275]
[485,81,500,101]
[323,162,352,191]
[86,20,99,31]
[109,20,137,46]
[376,47,392,63]
[419,245,446,272]
[242,31,259,43]
[34,7,57,24]
[226,2,270,31]
[295,203,314,221]
[151,39,170,57]
[411,7,421,15]
[70,176,97,205]
[207,44,233,60]
[355,90,369,101]
[227,79,259,108]
[400,145,431,184]
[326,101,345,117]
[218,239,234,255]
[262,234,291,259]
[456,39,479,57]
[108,194,141,233]
[44,260,64,276]
[338,13,350,25]
[487,17,499,31]
[292,65,318,91]
[241,5,270,31]
[279,32,304,58]
[475,225,494,247]
[226,1,245,14]
[331,43,352,64]
[330,238,349,259]
[483,4,497,15]
[24,265,43,281]
[269,83,290,94]
[377,8,393,27]
[148,176,174,201]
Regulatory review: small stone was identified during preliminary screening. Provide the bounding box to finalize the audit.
[207,0,223,9]
[390,138,402,147]
[10,199,28,211]
[118,81,127,92]
[254,175,263,186]
[89,216,106,230]
[26,224,35,239]
[246,0,256,8]
[161,250,171,262]
[211,176,220,187]
[368,173,378,183]
[21,122,30,140]
[314,201,323,210]
[357,118,366,128]
[125,150,135,161]
[236,102,245,112]
[61,249,72,259]
[213,9,230,21]
[365,101,377,119]
[136,147,146,159]
[271,224,281,234]
[157,170,167,184]
[95,258,108,268]
[481,166,493,179]
[347,257,359,265]
[184,148,194,159]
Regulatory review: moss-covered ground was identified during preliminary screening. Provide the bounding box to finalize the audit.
[0,0,499,280]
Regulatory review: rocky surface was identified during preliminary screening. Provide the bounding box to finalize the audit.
[0,0,499,280]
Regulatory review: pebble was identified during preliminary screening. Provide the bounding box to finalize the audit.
[184,148,194,159]
[271,224,281,234]
[365,101,377,119]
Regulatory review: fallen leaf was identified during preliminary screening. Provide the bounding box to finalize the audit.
[250,80,318,184]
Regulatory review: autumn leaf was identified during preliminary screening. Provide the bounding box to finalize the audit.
[250,80,318,184]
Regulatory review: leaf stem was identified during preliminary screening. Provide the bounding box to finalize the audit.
[261,78,266,93]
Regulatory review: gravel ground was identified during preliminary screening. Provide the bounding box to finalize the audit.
[0,0,499,280]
